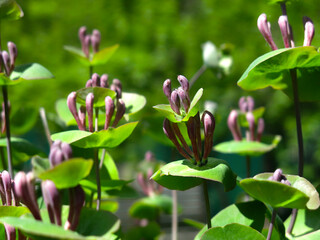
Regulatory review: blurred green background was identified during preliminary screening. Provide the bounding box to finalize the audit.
[3,0,320,209]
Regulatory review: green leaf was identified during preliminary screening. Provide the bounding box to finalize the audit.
[125,222,161,240]
[237,47,320,102]
[183,218,205,230]
[38,158,93,189]
[214,135,281,156]
[11,63,54,80]
[200,223,266,240]
[91,44,119,66]
[0,0,23,21]
[51,121,139,149]
[153,88,203,123]
[55,98,77,126]
[76,87,116,108]
[195,201,266,240]
[31,156,50,177]
[64,45,91,66]
[122,92,146,116]
[239,175,311,209]
[268,0,296,4]
[80,179,131,192]
[11,106,39,134]
[151,158,236,191]
[255,173,320,210]
[0,72,22,85]
[101,151,119,180]
[0,206,29,217]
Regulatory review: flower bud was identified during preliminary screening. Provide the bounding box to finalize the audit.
[281,179,291,186]
[246,96,255,112]
[41,180,61,225]
[163,79,172,101]
[0,173,6,204]
[83,35,91,58]
[170,90,181,115]
[78,106,86,130]
[111,79,122,98]
[144,151,155,162]
[239,97,248,112]
[49,141,72,167]
[177,75,189,92]
[2,171,12,206]
[85,79,92,88]
[112,99,125,127]
[104,96,114,130]
[78,26,87,45]
[246,112,255,141]
[5,224,15,240]
[61,142,73,160]
[273,168,283,182]
[65,186,85,231]
[8,42,17,72]
[2,51,10,75]
[187,116,201,163]
[91,29,101,53]
[278,15,291,48]
[91,73,100,87]
[256,118,264,142]
[177,87,190,113]
[86,93,94,132]
[67,92,85,130]
[257,13,278,50]
[202,111,215,161]
[100,74,109,88]
[227,110,242,141]
[303,16,314,46]
[137,172,148,196]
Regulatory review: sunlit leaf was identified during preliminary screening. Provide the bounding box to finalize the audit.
[11,63,54,80]
[0,206,29,217]
[122,92,146,116]
[64,45,90,66]
[76,87,116,108]
[91,44,119,66]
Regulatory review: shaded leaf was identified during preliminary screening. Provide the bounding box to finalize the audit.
[80,179,131,192]
[31,156,50,177]
[11,63,54,80]
[0,0,23,20]
[101,150,119,180]
[64,45,90,66]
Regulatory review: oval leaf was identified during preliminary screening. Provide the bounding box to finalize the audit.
[38,158,93,189]
[91,44,119,66]
[0,206,29,217]
[76,87,116,108]
[64,45,90,66]
[11,63,54,80]
[122,92,146,116]
[51,121,139,149]
[200,223,266,240]
[151,158,236,191]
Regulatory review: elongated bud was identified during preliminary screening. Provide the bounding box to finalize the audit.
[177,75,189,92]
[42,180,62,225]
[0,173,6,204]
[61,142,73,160]
[65,186,85,231]
[78,106,86,130]
[86,93,94,132]
[202,111,215,161]
[257,13,278,50]
[137,173,149,196]
[303,17,314,46]
[170,90,181,115]
[227,110,242,141]
[246,112,255,141]
[100,74,109,88]
[171,122,194,157]
[67,92,85,130]
[5,224,15,240]
[177,87,190,112]
[187,116,201,163]
[2,171,12,206]
[239,97,247,112]
[256,118,264,142]
[2,51,10,75]
[8,42,17,72]
[104,96,115,129]
[83,35,91,58]
[78,26,87,45]
[163,79,172,100]
[278,15,291,48]
[14,172,41,220]
[85,79,92,88]
[246,96,255,112]
[1,101,9,135]
[111,79,122,98]
[91,73,100,87]
[91,29,101,53]
[112,99,125,127]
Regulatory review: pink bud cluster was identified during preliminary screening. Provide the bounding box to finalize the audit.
[162,76,215,166]
[257,13,314,49]
[67,73,126,132]
[268,168,291,186]
[228,96,264,142]
[78,26,101,58]
[0,42,17,76]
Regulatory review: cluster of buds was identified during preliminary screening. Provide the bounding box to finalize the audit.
[228,96,264,142]
[136,151,163,197]
[78,26,101,58]
[257,13,314,49]
[0,41,17,76]
[162,76,216,166]
[0,101,10,134]
[14,141,85,232]
[67,73,126,132]
[268,168,291,186]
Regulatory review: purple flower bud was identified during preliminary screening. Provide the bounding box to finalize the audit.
[91,29,101,53]
[163,79,172,100]
[187,116,201,163]
[5,224,15,240]
[8,42,17,72]
[246,112,255,141]
[67,92,85,130]
[239,97,248,112]
[171,122,194,157]
[78,26,87,46]
[0,173,6,204]
[112,99,125,127]
[2,171,12,206]
[83,35,91,58]
[91,73,100,87]
[100,74,109,88]
[177,75,189,92]
[41,180,61,225]
[61,142,73,160]
[49,141,72,167]
[2,51,10,75]
[85,79,92,88]
[246,96,255,112]
[177,87,190,113]
[144,151,155,162]
[303,16,314,46]
[78,106,86,130]
[256,118,264,142]
[278,15,291,48]
[111,79,122,98]
[137,173,149,196]
[65,186,85,231]
[273,168,283,182]
[202,111,215,161]
[1,101,10,134]
[170,90,181,115]
[104,96,115,130]
[227,110,242,141]
[257,13,278,50]
[86,93,94,132]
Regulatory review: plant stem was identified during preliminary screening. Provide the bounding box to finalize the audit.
[189,64,207,87]
[287,208,297,234]
[39,107,53,147]
[203,180,212,229]
[94,148,101,210]
[172,190,178,240]
[89,65,93,78]
[99,149,106,169]
[267,208,277,240]
[246,155,251,178]
[2,86,13,178]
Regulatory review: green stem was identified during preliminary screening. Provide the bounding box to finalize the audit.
[172,190,178,240]
[94,148,101,210]
[267,209,277,240]
[203,180,212,229]
[189,64,207,87]
[246,155,251,178]
[39,107,52,147]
